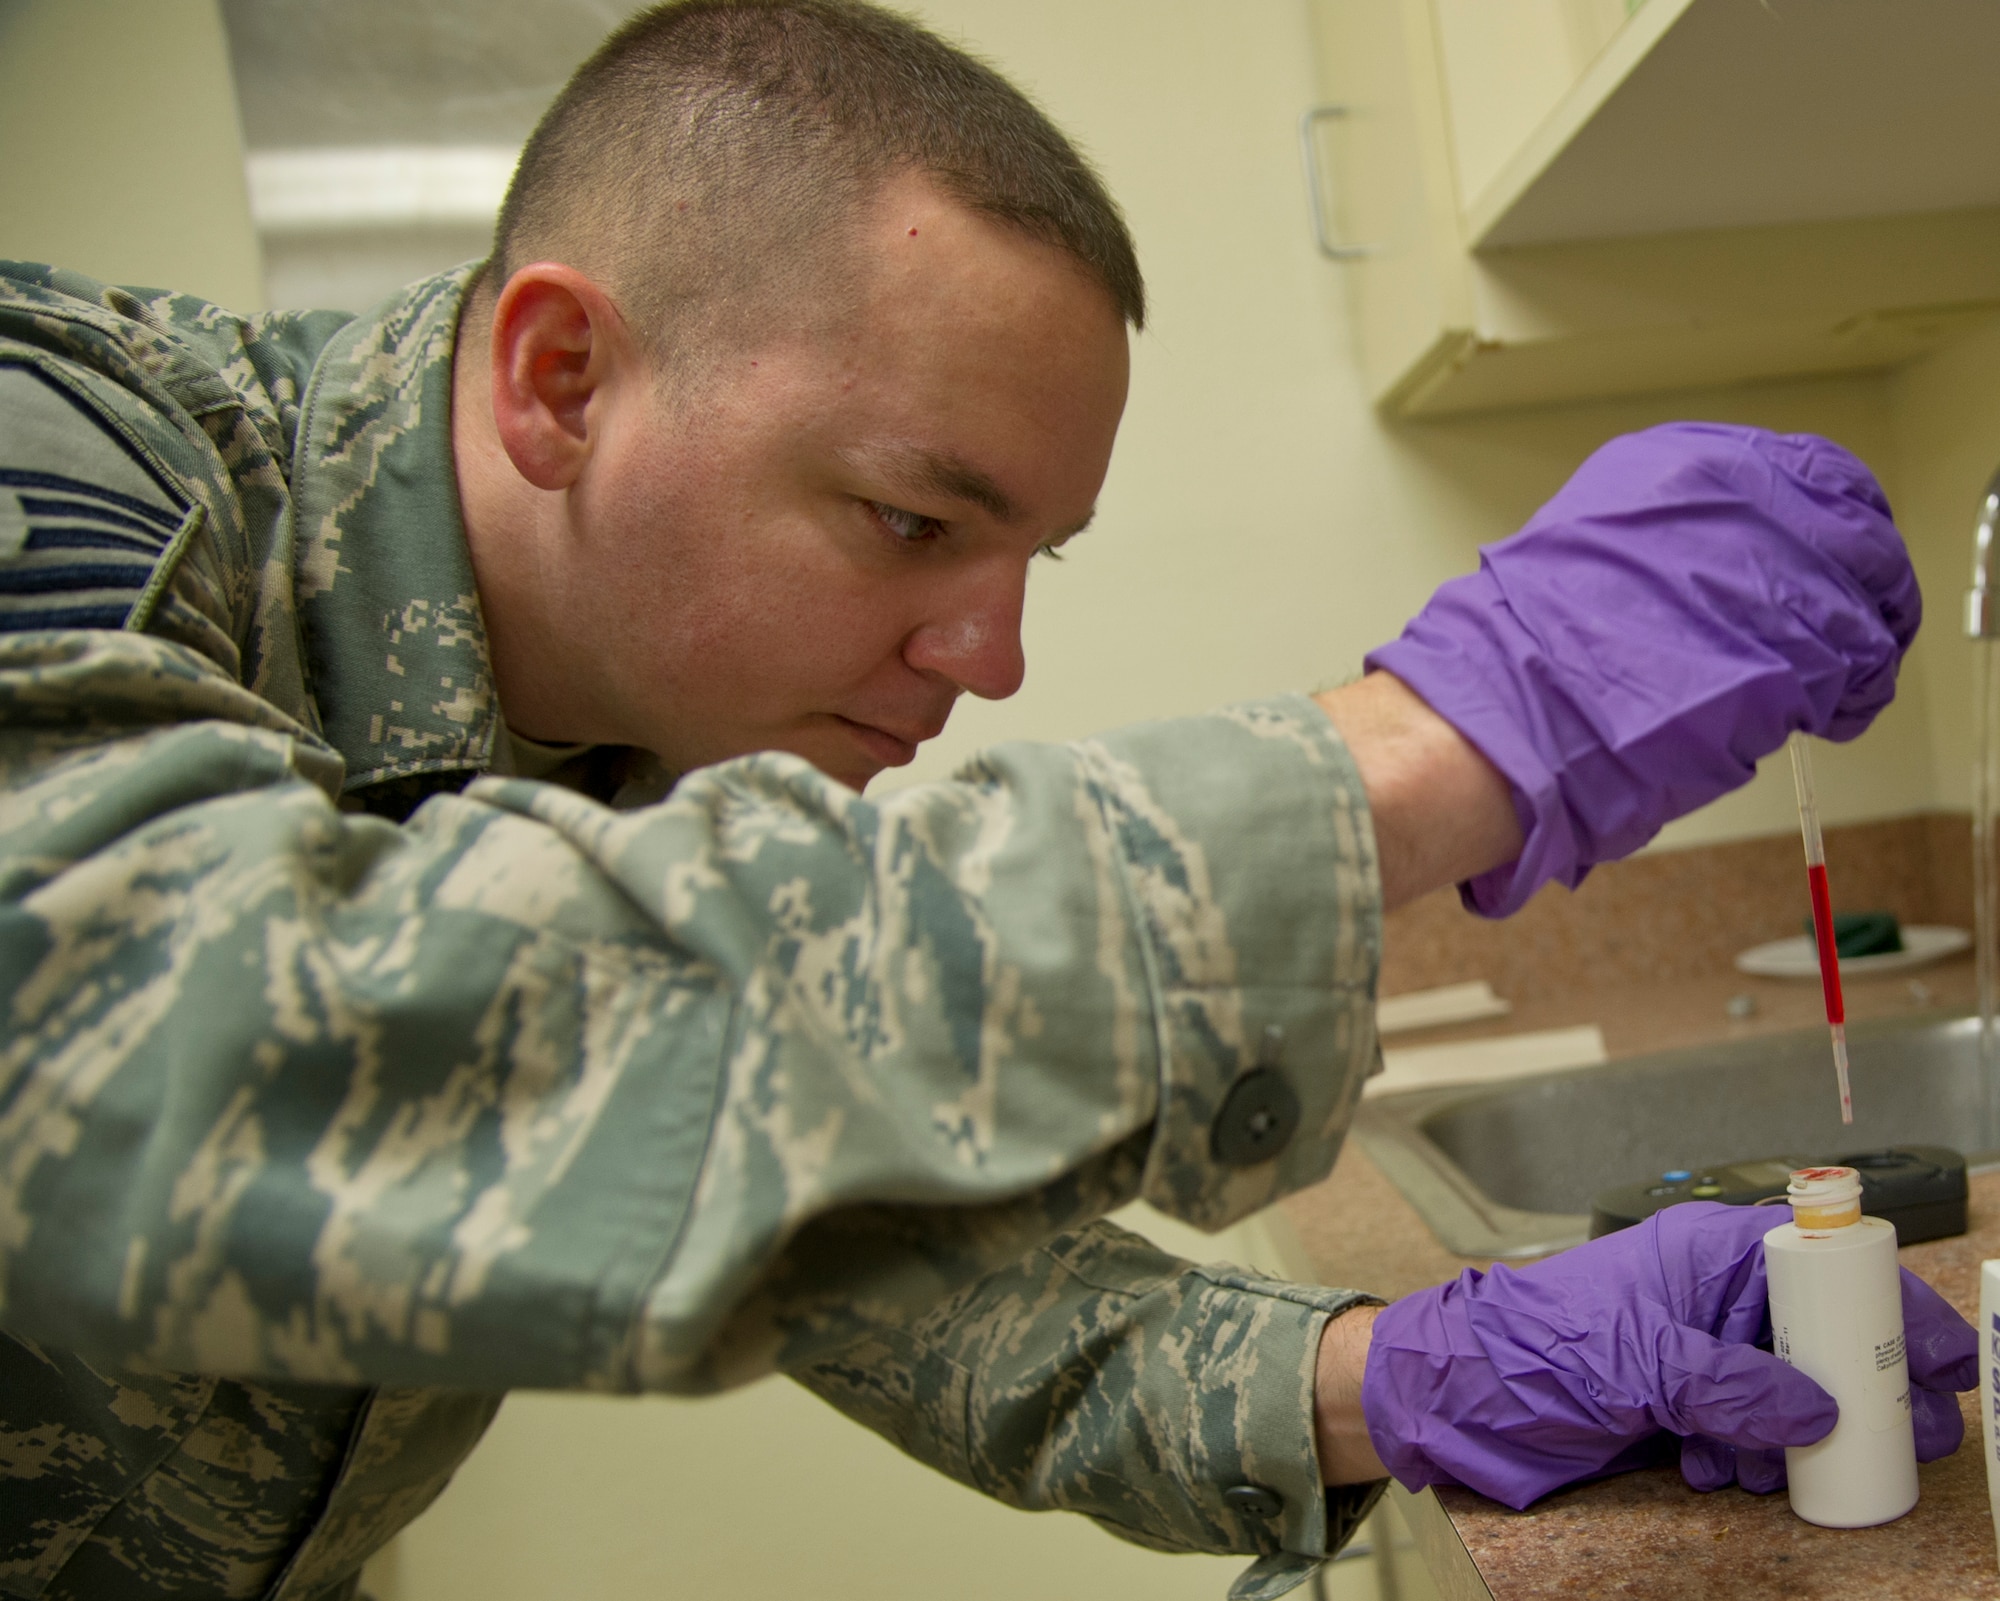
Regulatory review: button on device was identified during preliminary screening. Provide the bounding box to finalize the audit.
[1645,1184,1681,1197]
[1223,1483,1285,1519]
[1212,1068,1301,1166]
[1691,1184,1723,1198]
[1662,1170,1692,1183]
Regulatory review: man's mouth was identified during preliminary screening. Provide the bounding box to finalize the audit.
[834,715,931,769]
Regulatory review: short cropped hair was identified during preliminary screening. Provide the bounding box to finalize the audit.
[491,0,1144,361]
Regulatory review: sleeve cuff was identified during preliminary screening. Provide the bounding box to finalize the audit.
[1178,1267,1385,1571]
[1081,695,1383,1231]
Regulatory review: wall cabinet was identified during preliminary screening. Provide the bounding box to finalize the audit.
[1309,0,2000,417]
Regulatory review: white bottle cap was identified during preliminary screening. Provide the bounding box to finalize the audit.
[1788,1166,1863,1206]
[1787,1165,1863,1228]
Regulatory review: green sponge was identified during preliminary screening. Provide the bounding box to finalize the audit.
[1800,910,1903,958]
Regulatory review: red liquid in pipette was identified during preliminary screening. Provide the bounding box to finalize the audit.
[1788,735,1853,1123]
[1806,862,1845,1026]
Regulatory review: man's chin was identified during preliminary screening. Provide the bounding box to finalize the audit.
[746,732,894,794]
[816,753,889,792]
[665,717,925,793]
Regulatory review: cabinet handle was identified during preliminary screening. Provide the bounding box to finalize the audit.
[1299,105,1373,261]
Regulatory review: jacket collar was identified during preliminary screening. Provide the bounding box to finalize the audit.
[290,266,498,792]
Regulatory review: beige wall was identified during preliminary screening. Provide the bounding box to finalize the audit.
[1889,315,2000,814]
[0,0,1941,847]
[888,0,1938,852]
[0,0,263,309]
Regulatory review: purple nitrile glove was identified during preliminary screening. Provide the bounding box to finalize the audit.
[1680,1269,1977,1493]
[1360,1203,1975,1510]
[1365,423,1921,917]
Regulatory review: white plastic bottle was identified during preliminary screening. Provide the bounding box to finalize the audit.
[1762,1166,1919,1527]
[1978,1260,2000,1571]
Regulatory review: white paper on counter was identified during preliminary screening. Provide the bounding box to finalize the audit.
[1376,980,1512,1036]
[1365,1024,1608,1098]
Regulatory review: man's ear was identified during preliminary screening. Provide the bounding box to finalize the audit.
[487,262,633,491]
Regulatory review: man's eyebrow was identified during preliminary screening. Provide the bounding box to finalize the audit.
[843,443,1019,523]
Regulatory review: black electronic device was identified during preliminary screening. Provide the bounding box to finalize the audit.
[1588,1145,1967,1243]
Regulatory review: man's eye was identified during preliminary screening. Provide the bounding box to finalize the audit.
[869,502,943,543]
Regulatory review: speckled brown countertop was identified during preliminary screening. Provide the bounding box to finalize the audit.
[1419,1177,2000,1601]
[1278,955,1996,1601]
[1376,955,1975,1076]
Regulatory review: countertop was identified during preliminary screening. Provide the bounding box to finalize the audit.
[1374,954,1976,1070]
[1278,954,1995,1600]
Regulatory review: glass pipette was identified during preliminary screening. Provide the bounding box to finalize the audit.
[1788,732,1853,1125]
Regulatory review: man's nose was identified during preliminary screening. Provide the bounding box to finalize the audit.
[904,562,1029,701]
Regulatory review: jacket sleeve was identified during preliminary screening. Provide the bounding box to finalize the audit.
[792,1219,1386,1601]
[0,306,1385,1398]
[1,632,1383,1393]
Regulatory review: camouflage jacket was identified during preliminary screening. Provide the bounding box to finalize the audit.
[0,264,1387,1600]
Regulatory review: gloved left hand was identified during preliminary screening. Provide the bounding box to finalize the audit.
[1364,423,1920,917]
[1360,1203,1976,1509]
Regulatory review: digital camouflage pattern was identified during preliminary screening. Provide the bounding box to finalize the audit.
[0,264,1386,1599]
[793,1222,1388,1599]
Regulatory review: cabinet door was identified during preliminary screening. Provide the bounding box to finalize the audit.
[1307,0,2000,418]
[1307,0,1475,411]
[1430,0,1630,211]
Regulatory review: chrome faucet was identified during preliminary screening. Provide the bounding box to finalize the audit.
[1967,463,2000,1148]
[1966,465,2000,639]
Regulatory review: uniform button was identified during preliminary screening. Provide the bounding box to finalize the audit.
[1211,1067,1301,1167]
[1223,1483,1285,1519]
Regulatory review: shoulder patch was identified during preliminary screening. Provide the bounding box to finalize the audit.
[0,361,194,632]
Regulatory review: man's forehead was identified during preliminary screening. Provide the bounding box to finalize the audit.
[856,176,1125,328]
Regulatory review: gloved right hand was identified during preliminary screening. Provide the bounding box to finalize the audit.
[1365,423,1921,917]
[1680,1269,1976,1493]
[1360,1202,1975,1509]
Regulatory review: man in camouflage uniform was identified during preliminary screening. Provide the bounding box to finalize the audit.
[0,5,1491,1594]
[0,2,1926,1598]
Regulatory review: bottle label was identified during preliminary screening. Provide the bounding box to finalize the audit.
[1989,1314,2000,1471]
[1862,1326,1912,1433]
[1769,1313,1910,1433]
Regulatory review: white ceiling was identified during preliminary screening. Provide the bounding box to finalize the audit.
[222,0,647,307]
[220,0,638,150]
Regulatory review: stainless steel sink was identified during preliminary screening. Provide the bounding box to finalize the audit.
[1351,1011,1997,1258]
